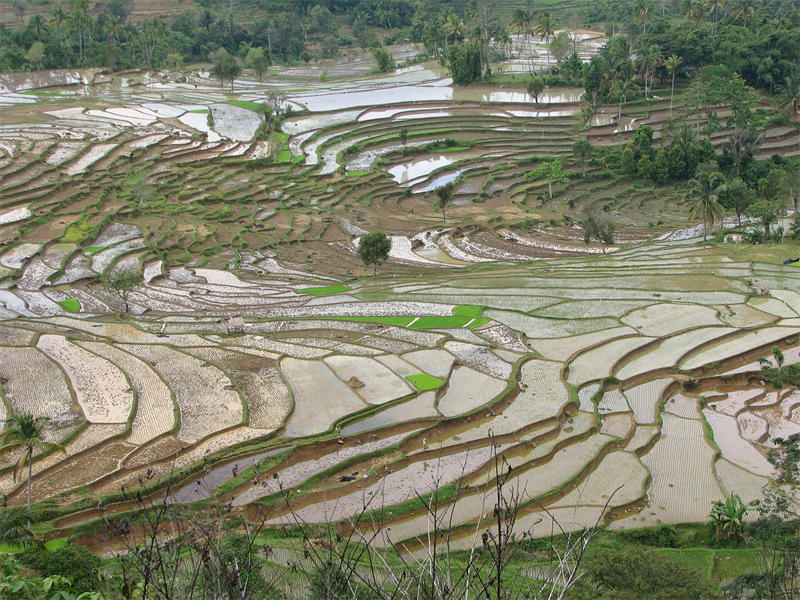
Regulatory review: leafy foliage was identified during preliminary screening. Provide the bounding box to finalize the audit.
[101,267,141,313]
[576,547,721,600]
[357,231,391,275]
[433,181,455,222]
[709,494,750,540]
[22,542,101,595]
[0,555,100,600]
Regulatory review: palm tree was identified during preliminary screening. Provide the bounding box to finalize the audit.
[687,172,726,241]
[684,0,706,23]
[0,414,65,514]
[705,0,729,27]
[611,76,638,119]
[777,71,800,120]
[0,507,39,550]
[50,4,67,49]
[664,54,682,114]
[67,0,91,63]
[105,16,122,47]
[535,12,555,73]
[510,8,531,36]
[28,14,46,41]
[632,0,652,35]
[637,44,662,99]
[734,0,755,26]
[444,13,464,52]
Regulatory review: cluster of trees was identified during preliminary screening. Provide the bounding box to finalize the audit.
[570,124,798,241]
[618,125,717,184]
[0,0,418,73]
[577,0,800,110]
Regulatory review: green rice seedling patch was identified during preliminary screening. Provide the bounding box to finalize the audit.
[466,317,491,328]
[21,90,63,96]
[406,373,444,391]
[274,150,292,164]
[297,284,351,296]
[410,316,472,329]
[189,109,208,114]
[85,246,103,254]
[347,170,370,177]
[58,298,80,313]
[325,316,415,327]
[453,305,484,318]
[60,219,93,243]
[227,100,265,112]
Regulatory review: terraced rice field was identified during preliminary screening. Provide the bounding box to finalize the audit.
[0,60,799,547]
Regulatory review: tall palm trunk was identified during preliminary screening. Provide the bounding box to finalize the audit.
[27,448,32,514]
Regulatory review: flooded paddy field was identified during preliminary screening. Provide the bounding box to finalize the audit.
[1,45,799,548]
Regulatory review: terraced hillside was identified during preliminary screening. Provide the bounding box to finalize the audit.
[1,59,799,550]
[0,238,798,546]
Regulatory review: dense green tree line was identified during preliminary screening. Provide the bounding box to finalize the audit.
[0,0,476,72]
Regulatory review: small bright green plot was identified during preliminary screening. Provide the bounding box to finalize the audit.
[467,317,491,328]
[410,316,472,329]
[326,316,415,326]
[453,305,484,318]
[298,284,352,296]
[226,100,264,112]
[58,298,80,313]
[406,373,444,391]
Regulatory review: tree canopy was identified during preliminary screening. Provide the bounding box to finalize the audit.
[358,231,391,276]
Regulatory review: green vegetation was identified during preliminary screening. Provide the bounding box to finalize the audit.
[57,299,80,313]
[405,373,444,391]
[297,284,351,296]
[325,316,415,327]
[453,305,484,318]
[0,415,65,514]
[409,315,472,329]
[226,100,264,113]
[358,231,391,276]
[101,267,142,313]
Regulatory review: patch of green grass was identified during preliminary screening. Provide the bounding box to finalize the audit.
[58,298,80,313]
[654,548,713,575]
[22,90,62,96]
[325,316,415,326]
[298,284,351,296]
[44,537,68,551]
[60,220,93,243]
[189,109,208,114]
[438,146,470,152]
[347,170,370,177]
[453,304,484,318]
[467,317,491,329]
[406,373,444,391]
[274,150,292,164]
[84,246,103,254]
[227,100,265,112]
[410,316,472,329]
